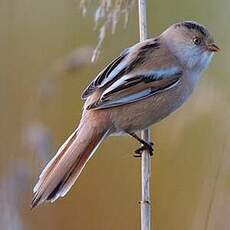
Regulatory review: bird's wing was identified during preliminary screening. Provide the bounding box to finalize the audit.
[81,38,161,100]
[81,49,130,99]
[86,67,182,110]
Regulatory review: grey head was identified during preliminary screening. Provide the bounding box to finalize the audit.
[162,21,219,71]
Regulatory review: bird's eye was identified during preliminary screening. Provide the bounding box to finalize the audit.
[193,37,202,45]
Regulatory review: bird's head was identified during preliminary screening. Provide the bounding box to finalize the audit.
[162,21,219,71]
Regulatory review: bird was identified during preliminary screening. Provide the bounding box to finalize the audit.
[31,21,219,208]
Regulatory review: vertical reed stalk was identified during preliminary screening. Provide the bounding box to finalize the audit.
[138,1,151,230]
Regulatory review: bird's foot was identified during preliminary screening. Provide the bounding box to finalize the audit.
[133,142,154,157]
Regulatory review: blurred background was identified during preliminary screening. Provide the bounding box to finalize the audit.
[1,0,230,229]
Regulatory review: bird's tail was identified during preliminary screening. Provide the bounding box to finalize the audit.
[31,116,109,208]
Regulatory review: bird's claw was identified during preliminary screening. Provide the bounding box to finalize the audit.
[133,142,154,157]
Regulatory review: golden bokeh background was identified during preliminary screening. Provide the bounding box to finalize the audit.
[1,0,230,229]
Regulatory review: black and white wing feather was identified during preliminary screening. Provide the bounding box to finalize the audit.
[82,38,183,110]
[81,38,161,100]
[81,48,130,99]
[87,68,182,110]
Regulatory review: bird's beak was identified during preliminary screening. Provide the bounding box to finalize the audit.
[207,43,220,52]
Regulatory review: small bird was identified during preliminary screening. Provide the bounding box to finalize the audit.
[32,21,219,208]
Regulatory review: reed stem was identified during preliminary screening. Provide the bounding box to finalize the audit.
[138,1,151,229]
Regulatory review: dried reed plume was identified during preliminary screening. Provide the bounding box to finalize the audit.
[79,0,135,61]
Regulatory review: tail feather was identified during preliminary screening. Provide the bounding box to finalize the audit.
[33,129,78,194]
[31,120,108,208]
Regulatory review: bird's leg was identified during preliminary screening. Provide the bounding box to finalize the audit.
[128,132,154,157]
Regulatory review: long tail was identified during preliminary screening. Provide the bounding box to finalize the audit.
[31,117,109,208]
